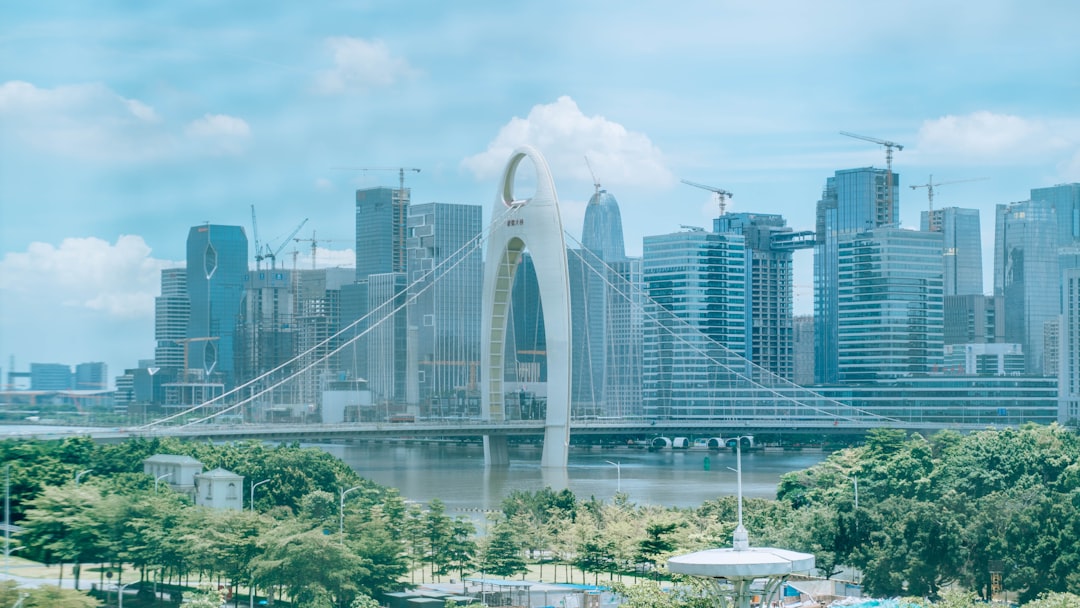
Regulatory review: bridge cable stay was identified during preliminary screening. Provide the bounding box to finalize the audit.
[139,201,523,428]
[562,231,903,425]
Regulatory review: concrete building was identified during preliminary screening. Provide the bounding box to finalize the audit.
[715,213,813,381]
[944,295,1003,345]
[194,468,244,511]
[943,343,1025,376]
[143,454,202,498]
[74,362,108,390]
[792,315,814,386]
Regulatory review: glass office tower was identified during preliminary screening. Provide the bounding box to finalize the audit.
[814,168,899,384]
[921,207,982,296]
[642,228,747,417]
[406,202,483,404]
[185,224,248,386]
[836,228,944,382]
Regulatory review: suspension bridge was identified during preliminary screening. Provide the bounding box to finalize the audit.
[106,146,1033,467]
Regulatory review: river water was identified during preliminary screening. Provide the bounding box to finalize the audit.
[319,442,828,516]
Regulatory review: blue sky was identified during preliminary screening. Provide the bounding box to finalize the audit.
[2,1,1079,386]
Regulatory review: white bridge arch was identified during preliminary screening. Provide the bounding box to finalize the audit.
[480,146,572,468]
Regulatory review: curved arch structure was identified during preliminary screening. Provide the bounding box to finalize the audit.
[481,146,572,468]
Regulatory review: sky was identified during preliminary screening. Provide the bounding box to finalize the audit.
[2,1,1079,388]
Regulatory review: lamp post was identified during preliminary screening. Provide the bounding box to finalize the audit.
[154,473,171,491]
[726,436,754,549]
[117,581,135,608]
[604,460,622,494]
[75,469,93,486]
[339,485,363,545]
[250,479,271,512]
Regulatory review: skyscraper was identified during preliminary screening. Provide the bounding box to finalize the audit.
[155,267,189,370]
[406,202,483,405]
[715,212,812,380]
[642,228,747,418]
[921,207,982,296]
[1059,267,1080,423]
[355,186,409,280]
[185,224,248,385]
[577,188,642,417]
[814,167,900,384]
[836,228,944,382]
[995,200,1059,374]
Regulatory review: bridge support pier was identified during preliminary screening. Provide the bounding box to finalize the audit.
[483,436,509,467]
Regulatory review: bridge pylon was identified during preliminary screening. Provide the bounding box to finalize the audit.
[480,145,572,468]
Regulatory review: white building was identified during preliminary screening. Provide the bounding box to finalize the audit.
[143,454,202,498]
[194,468,244,511]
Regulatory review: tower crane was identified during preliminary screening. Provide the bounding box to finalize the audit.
[681,179,734,215]
[840,131,904,224]
[294,230,347,269]
[250,205,263,270]
[585,155,601,199]
[332,166,421,196]
[264,218,309,269]
[910,175,988,213]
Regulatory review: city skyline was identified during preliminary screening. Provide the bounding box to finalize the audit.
[2,2,1079,382]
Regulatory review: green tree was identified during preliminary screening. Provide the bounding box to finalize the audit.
[479,520,528,578]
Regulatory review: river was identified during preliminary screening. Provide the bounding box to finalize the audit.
[319,442,829,516]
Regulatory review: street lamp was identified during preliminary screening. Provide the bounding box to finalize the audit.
[339,485,364,544]
[604,460,622,494]
[154,473,172,491]
[117,581,136,608]
[726,435,754,549]
[250,479,271,512]
[75,469,93,486]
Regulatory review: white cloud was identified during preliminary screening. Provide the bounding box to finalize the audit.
[314,37,415,94]
[915,111,1076,165]
[462,96,674,189]
[0,235,179,318]
[185,113,252,155]
[0,80,167,161]
[297,247,354,269]
[314,177,334,191]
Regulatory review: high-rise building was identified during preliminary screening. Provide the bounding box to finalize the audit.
[406,202,483,405]
[995,200,1059,374]
[921,207,982,296]
[792,315,814,386]
[154,268,189,370]
[74,362,108,390]
[814,167,900,384]
[364,272,409,406]
[235,268,296,385]
[836,228,944,382]
[715,213,813,380]
[30,363,72,390]
[943,295,1003,345]
[1059,268,1080,423]
[185,224,248,385]
[572,187,646,418]
[642,228,747,417]
[355,186,410,280]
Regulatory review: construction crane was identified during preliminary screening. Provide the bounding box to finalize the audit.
[250,205,263,270]
[332,166,421,196]
[294,230,347,269]
[681,179,734,215]
[263,218,309,269]
[585,155,601,199]
[910,174,989,213]
[840,131,904,224]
